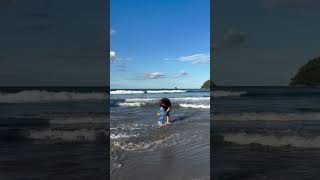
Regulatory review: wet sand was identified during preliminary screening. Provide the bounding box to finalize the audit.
[111,123,210,180]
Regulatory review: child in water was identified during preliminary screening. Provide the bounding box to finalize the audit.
[157,98,172,126]
[157,105,167,126]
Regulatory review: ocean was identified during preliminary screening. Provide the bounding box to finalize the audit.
[0,87,108,180]
[5,86,316,179]
[212,87,320,180]
[110,89,210,180]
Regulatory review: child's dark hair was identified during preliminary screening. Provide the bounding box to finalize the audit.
[160,103,168,110]
[159,98,171,110]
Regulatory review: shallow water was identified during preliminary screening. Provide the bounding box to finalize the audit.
[110,89,210,180]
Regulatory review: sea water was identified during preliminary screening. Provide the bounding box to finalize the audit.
[0,87,108,179]
[110,89,210,180]
[212,87,320,180]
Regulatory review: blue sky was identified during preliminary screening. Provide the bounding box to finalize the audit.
[110,0,210,89]
[0,0,107,86]
[214,0,320,86]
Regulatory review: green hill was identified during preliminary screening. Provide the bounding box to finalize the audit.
[290,57,320,86]
[201,80,215,89]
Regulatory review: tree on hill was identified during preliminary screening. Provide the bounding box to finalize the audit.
[290,57,320,86]
[201,80,215,89]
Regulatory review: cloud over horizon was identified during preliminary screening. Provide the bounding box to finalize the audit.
[136,70,189,80]
[144,72,165,79]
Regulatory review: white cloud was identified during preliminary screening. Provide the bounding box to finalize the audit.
[144,72,165,79]
[110,51,116,63]
[178,53,210,64]
[135,70,188,80]
[110,28,116,35]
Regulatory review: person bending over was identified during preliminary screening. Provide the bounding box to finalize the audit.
[159,98,172,124]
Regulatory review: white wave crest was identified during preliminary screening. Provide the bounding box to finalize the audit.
[173,97,210,101]
[115,96,210,107]
[124,98,156,102]
[110,133,138,139]
[28,129,106,142]
[213,90,246,97]
[223,132,320,148]
[114,134,177,151]
[0,90,107,103]
[124,97,209,103]
[118,102,145,107]
[179,103,210,109]
[146,90,186,93]
[214,112,320,121]
[110,90,145,95]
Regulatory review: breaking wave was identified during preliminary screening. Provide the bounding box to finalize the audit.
[223,132,320,148]
[214,112,320,121]
[173,97,210,101]
[118,102,210,109]
[146,90,187,93]
[113,96,209,108]
[118,102,146,107]
[27,128,107,143]
[123,97,209,103]
[111,134,177,152]
[179,103,210,109]
[213,90,247,97]
[0,90,107,103]
[110,133,138,140]
[111,90,187,95]
[111,90,145,94]
[124,98,156,102]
